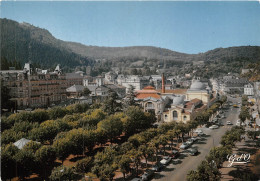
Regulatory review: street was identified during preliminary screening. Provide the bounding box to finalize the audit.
[152,96,241,181]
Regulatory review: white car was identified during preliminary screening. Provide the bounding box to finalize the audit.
[236,120,241,126]
[227,121,232,125]
[186,139,193,145]
[191,136,200,142]
[180,142,190,149]
[209,125,219,129]
[194,129,203,134]
[160,156,171,165]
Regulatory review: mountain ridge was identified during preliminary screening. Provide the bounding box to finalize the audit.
[1,18,260,70]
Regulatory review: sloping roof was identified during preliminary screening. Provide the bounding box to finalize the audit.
[14,138,31,149]
[66,85,84,92]
[186,98,201,105]
[66,73,83,79]
[136,93,161,99]
[157,89,187,94]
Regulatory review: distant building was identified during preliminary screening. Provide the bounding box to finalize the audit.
[241,68,254,75]
[244,83,254,96]
[117,75,150,93]
[65,72,84,87]
[224,78,249,94]
[186,80,211,104]
[66,84,85,98]
[0,63,67,109]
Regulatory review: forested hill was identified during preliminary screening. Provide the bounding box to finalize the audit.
[1,18,260,70]
[0,18,95,69]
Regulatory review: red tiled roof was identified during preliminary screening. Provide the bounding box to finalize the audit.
[156,89,187,94]
[186,98,201,105]
[136,93,161,99]
[143,86,156,90]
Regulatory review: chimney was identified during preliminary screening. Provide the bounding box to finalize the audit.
[162,73,165,93]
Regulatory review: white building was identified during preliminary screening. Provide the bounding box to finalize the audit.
[116,75,150,93]
[244,83,254,96]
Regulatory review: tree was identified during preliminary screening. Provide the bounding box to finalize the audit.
[97,114,123,143]
[15,149,37,179]
[124,85,136,107]
[123,106,155,136]
[128,149,143,176]
[102,90,121,115]
[138,145,154,167]
[92,146,117,180]
[158,135,169,155]
[49,166,82,181]
[35,145,57,178]
[1,79,13,110]
[206,146,232,168]
[149,137,161,162]
[239,106,251,125]
[82,87,91,96]
[53,137,73,164]
[117,154,132,180]
[75,157,93,174]
[1,144,19,180]
[166,129,177,150]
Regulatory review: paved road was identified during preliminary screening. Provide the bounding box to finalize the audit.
[152,96,241,181]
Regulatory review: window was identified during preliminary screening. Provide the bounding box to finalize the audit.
[173,110,178,120]
[165,115,168,120]
[183,116,187,121]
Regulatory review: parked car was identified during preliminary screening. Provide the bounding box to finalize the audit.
[151,163,164,172]
[236,120,241,126]
[226,121,233,125]
[131,178,142,181]
[194,129,203,134]
[160,156,171,165]
[170,150,180,159]
[209,125,219,129]
[191,136,200,142]
[180,142,190,149]
[188,148,198,156]
[186,139,193,145]
[141,169,154,181]
[198,132,205,136]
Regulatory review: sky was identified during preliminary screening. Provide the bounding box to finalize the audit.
[1,1,260,54]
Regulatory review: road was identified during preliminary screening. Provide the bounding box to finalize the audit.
[152,96,241,181]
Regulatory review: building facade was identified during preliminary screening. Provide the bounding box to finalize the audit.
[1,63,67,109]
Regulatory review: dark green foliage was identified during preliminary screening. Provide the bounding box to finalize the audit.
[75,157,93,174]
[49,166,82,181]
[1,18,94,69]
[1,144,19,180]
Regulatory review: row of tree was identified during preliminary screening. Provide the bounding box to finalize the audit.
[187,126,245,181]
[49,100,225,181]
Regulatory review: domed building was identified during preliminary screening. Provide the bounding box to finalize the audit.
[186,80,210,104]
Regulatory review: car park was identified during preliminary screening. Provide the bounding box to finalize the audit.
[226,121,233,125]
[141,169,154,181]
[160,156,171,165]
[151,163,164,172]
[180,142,190,149]
[209,125,219,129]
[170,150,180,159]
[187,148,198,156]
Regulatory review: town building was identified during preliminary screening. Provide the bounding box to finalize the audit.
[0,63,67,109]
[116,75,150,93]
[66,84,85,98]
[244,83,254,96]
[186,80,211,104]
[65,72,84,87]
